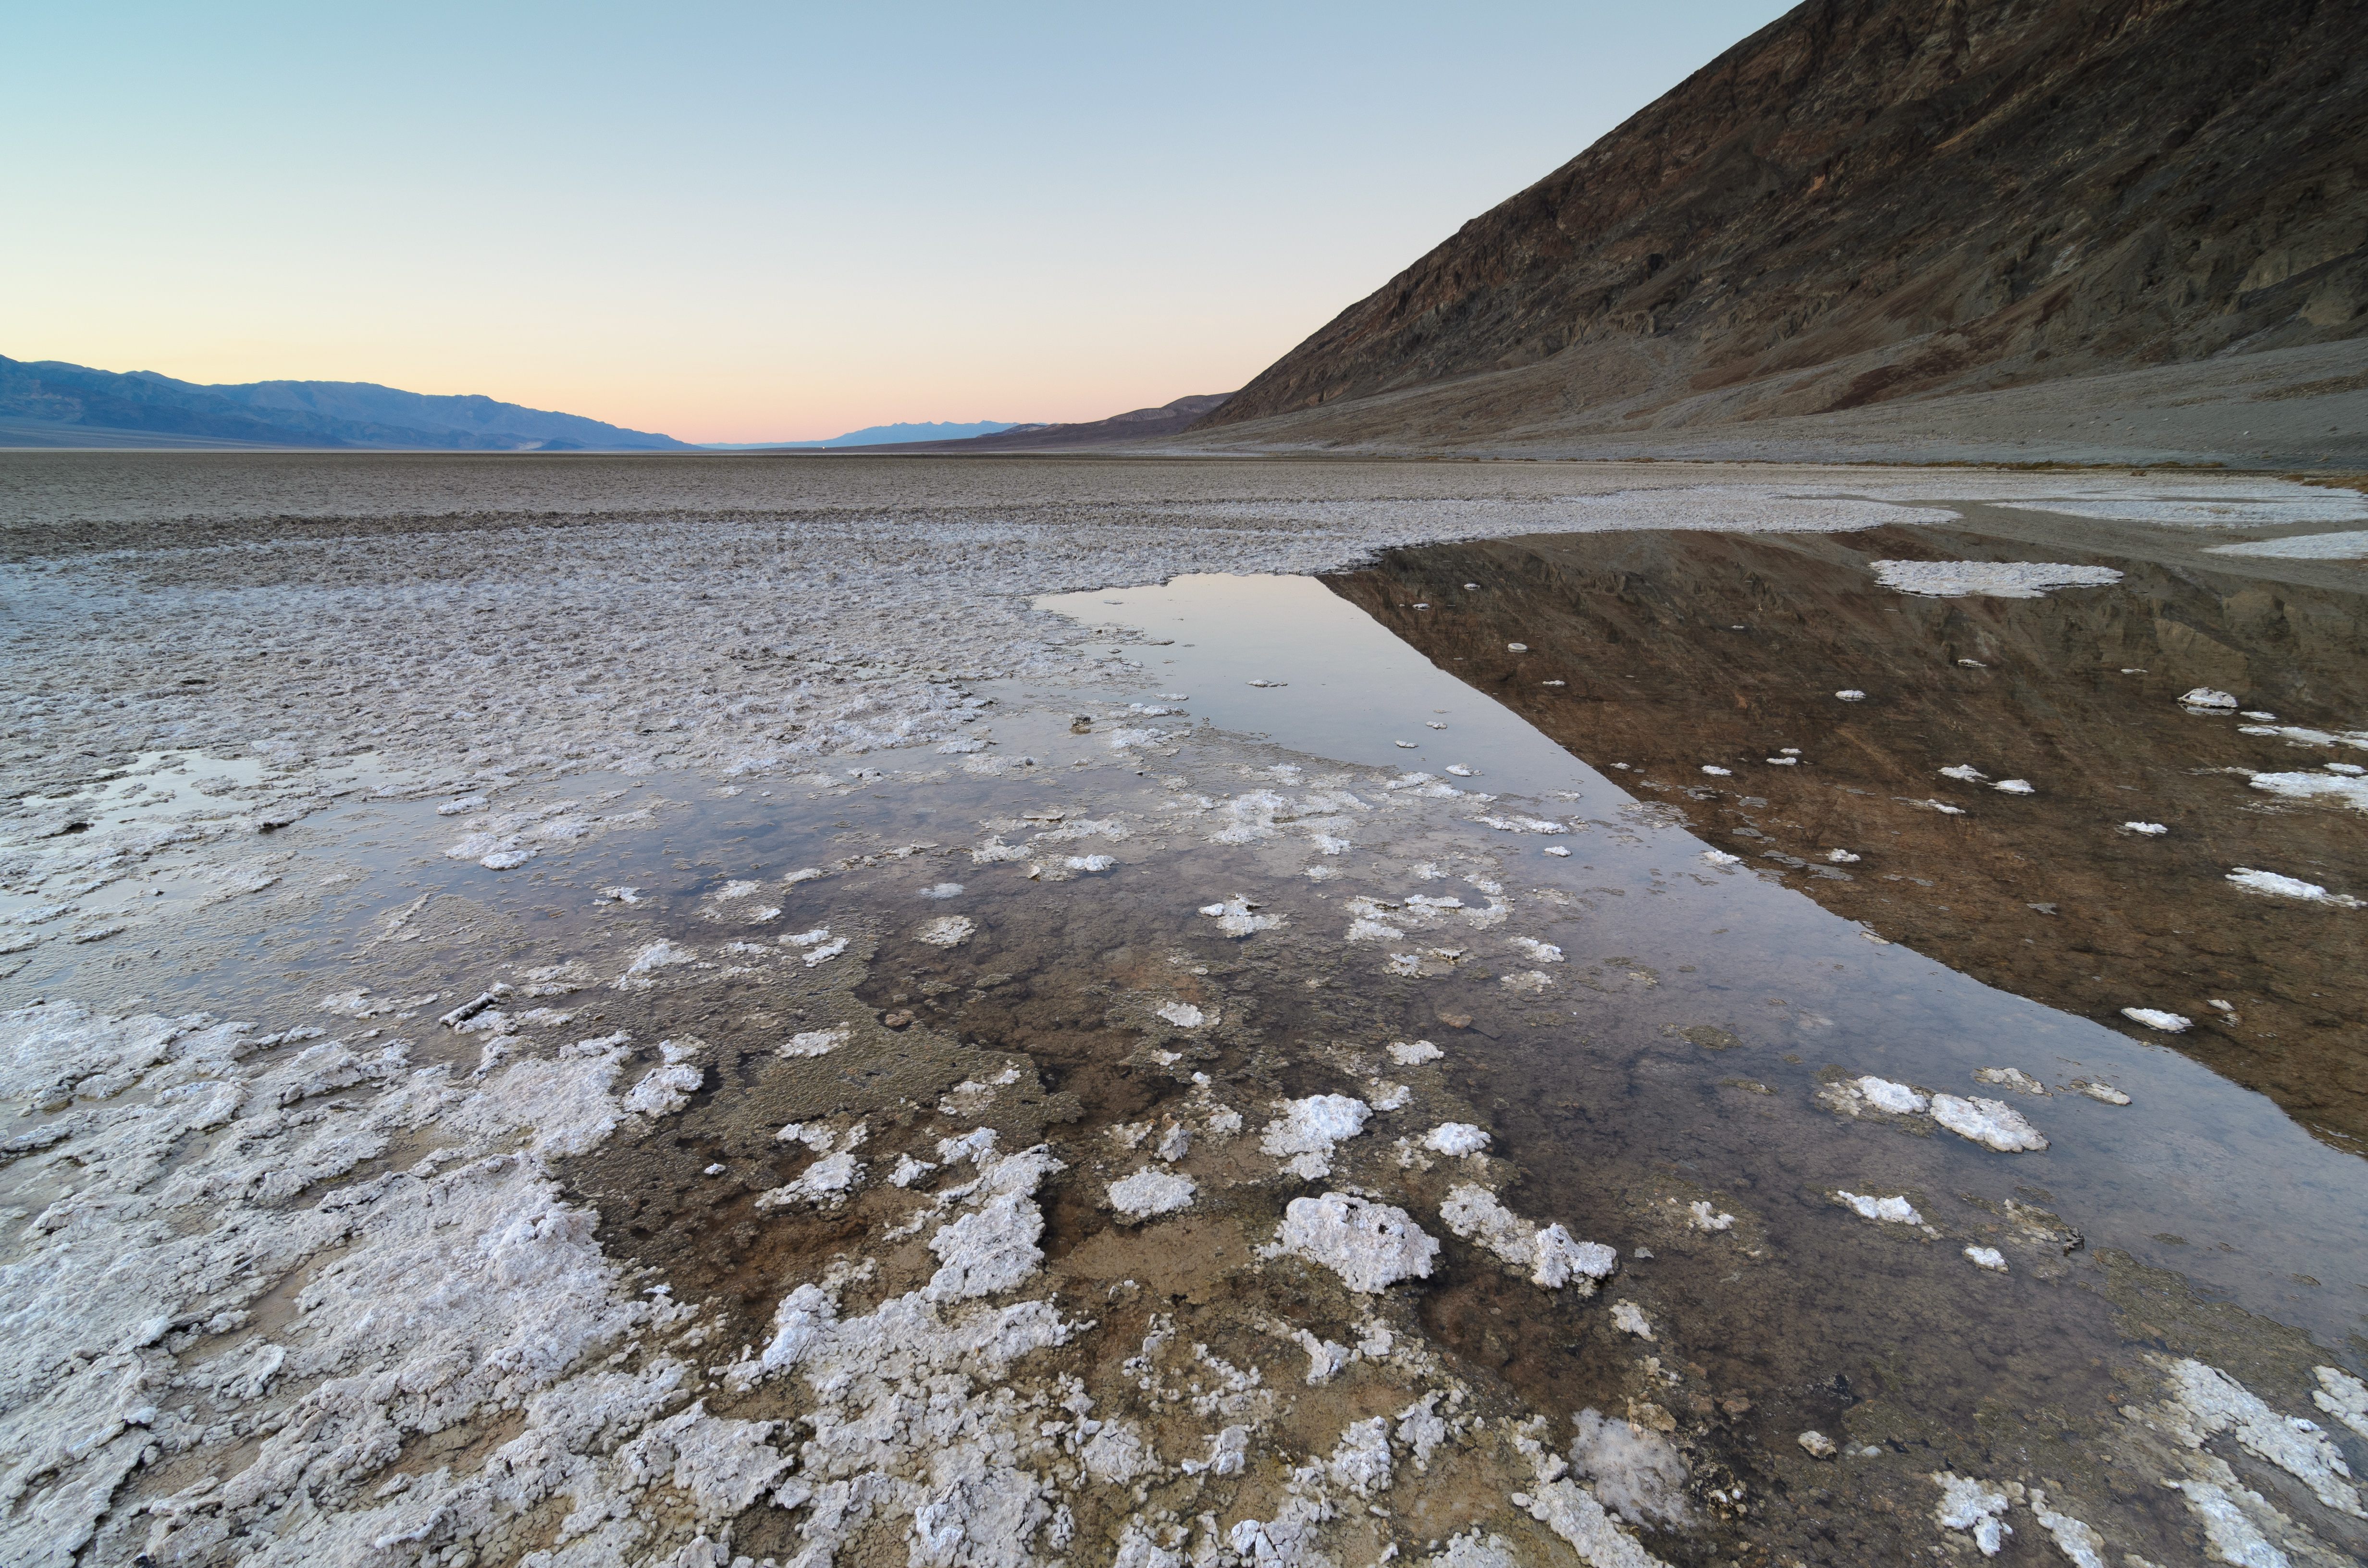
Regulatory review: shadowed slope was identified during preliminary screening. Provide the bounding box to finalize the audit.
[1197,0,2368,448]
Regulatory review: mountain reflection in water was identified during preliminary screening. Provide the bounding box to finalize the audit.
[1328,519,2368,1149]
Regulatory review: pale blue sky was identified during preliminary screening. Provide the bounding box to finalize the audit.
[5,2,1795,440]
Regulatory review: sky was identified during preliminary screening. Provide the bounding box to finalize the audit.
[6,2,1795,443]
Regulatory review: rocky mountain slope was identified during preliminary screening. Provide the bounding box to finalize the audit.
[1191,0,2368,456]
[0,355,695,450]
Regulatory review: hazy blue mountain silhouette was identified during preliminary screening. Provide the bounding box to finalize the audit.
[698,420,1024,450]
[0,355,695,450]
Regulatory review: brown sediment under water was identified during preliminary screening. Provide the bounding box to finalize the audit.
[37,723,2352,1561]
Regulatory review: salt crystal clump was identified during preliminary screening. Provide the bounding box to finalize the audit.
[1826,848,1861,862]
[2248,769,2368,810]
[915,915,975,946]
[2227,867,2363,908]
[1930,1093,2048,1152]
[1835,689,1866,702]
[2121,1006,2192,1032]
[2072,1080,2132,1105]
[757,1149,867,1209]
[1199,894,1281,937]
[923,1151,1065,1300]
[1931,1472,2013,1556]
[1261,1094,1372,1178]
[1993,779,2035,795]
[1701,850,1742,867]
[1855,1076,1928,1115]
[2315,1366,2368,1440]
[1388,1040,1444,1065]
[1610,1300,1654,1338]
[1939,764,1988,783]
[1687,1200,1734,1232]
[1701,765,1732,777]
[1274,1192,1439,1293]
[2182,687,2238,710]
[615,940,698,990]
[2028,1489,2109,1568]
[781,1026,851,1058]
[1157,1000,1208,1028]
[1108,1168,1196,1220]
[1973,1066,2047,1096]
[623,1063,703,1116]
[1569,1408,1690,1526]
[1424,1123,1491,1157]
[1964,1246,2008,1272]
[2161,1358,2366,1516]
[1798,1431,1838,1459]
[1874,559,2121,599]
[1837,1190,1924,1225]
[2125,821,2168,835]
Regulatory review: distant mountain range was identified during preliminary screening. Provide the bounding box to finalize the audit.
[0,354,1225,458]
[839,394,1233,453]
[0,355,696,451]
[700,420,1024,450]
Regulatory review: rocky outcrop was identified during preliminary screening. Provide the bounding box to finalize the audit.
[1196,0,2368,445]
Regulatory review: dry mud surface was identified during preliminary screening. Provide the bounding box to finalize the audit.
[3,453,2366,1568]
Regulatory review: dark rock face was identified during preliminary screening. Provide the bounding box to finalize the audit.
[1201,0,2368,436]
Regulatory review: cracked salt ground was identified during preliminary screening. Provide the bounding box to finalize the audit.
[10,722,2368,1567]
[9,459,2368,1568]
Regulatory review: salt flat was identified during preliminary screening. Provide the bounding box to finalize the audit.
[3,454,2365,1568]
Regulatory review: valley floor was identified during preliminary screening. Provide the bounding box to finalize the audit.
[3,454,2364,1568]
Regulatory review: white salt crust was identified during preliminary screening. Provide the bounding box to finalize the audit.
[1930,1471,2013,1556]
[1259,1093,1373,1179]
[1837,1191,1924,1225]
[1108,1168,1196,1219]
[8,463,2354,1567]
[2227,867,2364,907]
[1929,1093,2049,1152]
[1437,1184,1618,1292]
[1273,1192,1440,1293]
[2207,529,2368,558]
[5,465,2324,857]
[1872,560,2124,599]
[1569,1409,1690,1527]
